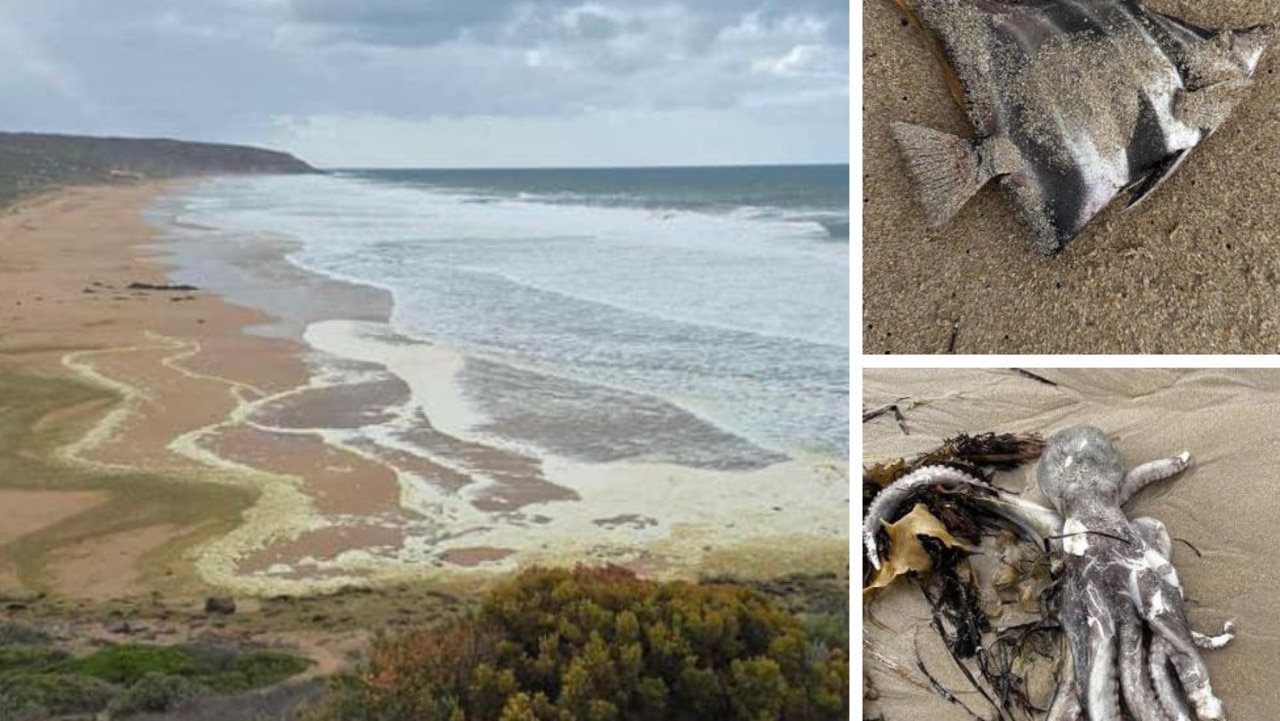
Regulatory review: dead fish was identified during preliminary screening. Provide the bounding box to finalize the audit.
[890,0,1273,255]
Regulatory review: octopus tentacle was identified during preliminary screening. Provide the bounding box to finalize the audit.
[1134,517,1237,647]
[863,465,985,568]
[1122,537,1225,720]
[1150,635,1194,721]
[1133,515,1232,720]
[1134,515,1196,720]
[1084,607,1121,721]
[1193,621,1236,650]
[1120,612,1175,721]
[1120,452,1191,504]
[1148,613,1227,721]
[862,464,1063,569]
[1046,638,1084,721]
[1046,679,1083,721]
[1059,568,1094,695]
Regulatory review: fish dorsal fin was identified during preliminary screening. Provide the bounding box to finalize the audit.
[1150,11,1214,42]
[1126,149,1192,210]
[892,0,968,112]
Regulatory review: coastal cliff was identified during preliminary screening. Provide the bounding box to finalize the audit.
[0,132,317,206]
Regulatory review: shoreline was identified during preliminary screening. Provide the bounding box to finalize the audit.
[0,180,848,604]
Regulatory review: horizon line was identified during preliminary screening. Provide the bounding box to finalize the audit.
[321,160,850,172]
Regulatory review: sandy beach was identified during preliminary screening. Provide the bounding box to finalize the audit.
[862,368,1280,720]
[0,181,848,605]
[862,0,1280,354]
[0,183,275,601]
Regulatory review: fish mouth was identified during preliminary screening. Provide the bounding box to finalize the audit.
[1239,23,1275,76]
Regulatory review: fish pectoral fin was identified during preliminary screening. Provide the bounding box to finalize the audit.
[1125,149,1192,210]
[888,122,994,228]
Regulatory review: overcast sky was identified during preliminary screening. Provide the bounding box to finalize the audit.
[0,0,848,168]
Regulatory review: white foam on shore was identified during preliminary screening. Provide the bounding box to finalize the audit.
[94,178,853,593]
[461,456,850,573]
[179,317,850,588]
[303,319,490,444]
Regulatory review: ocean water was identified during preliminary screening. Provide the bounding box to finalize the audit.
[155,165,849,466]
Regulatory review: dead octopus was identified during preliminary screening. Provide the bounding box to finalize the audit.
[865,426,1235,721]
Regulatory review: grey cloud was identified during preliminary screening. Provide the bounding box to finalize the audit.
[289,0,552,45]
[0,0,846,163]
[290,0,846,48]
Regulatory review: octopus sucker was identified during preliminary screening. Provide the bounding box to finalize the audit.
[864,425,1237,720]
[887,0,1273,255]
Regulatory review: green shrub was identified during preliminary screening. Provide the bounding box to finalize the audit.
[62,644,193,686]
[0,672,122,716]
[204,651,313,693]
[0,645,71,674]
[311,566,849,721]
[0,692,48,721]
[0,622,51,647]
[173,642,241,674]
[57,642,309,693]
[106,672,208,717]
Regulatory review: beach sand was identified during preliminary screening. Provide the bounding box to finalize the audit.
[862,369,1280,720]
[0,182,847,603]
[862,1,1280,354]
[0,183,301,600]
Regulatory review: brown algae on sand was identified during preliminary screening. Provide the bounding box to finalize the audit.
[888,0,1273,255]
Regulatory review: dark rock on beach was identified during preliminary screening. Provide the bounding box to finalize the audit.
[204,596,236,615]
[128,282,200,292]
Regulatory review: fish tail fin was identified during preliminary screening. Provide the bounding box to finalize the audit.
[889,122,991,228]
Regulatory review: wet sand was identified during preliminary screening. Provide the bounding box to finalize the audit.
[862,0,1280,353]
[863,369,1280,720]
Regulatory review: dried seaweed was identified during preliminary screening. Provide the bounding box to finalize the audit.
[865,430,1059,720]
[866,505,970,593]
[1010,369,1058,386]
[864,431,1045,492]
[913,543,1062,721]
[863,400,911,434]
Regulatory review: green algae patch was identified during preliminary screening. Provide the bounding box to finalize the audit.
[61,643,311,692]
[0,365,255,595]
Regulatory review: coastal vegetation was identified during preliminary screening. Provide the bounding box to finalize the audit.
[0,567,847,720]
[310,566,848,721]
[0,623,311,719]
